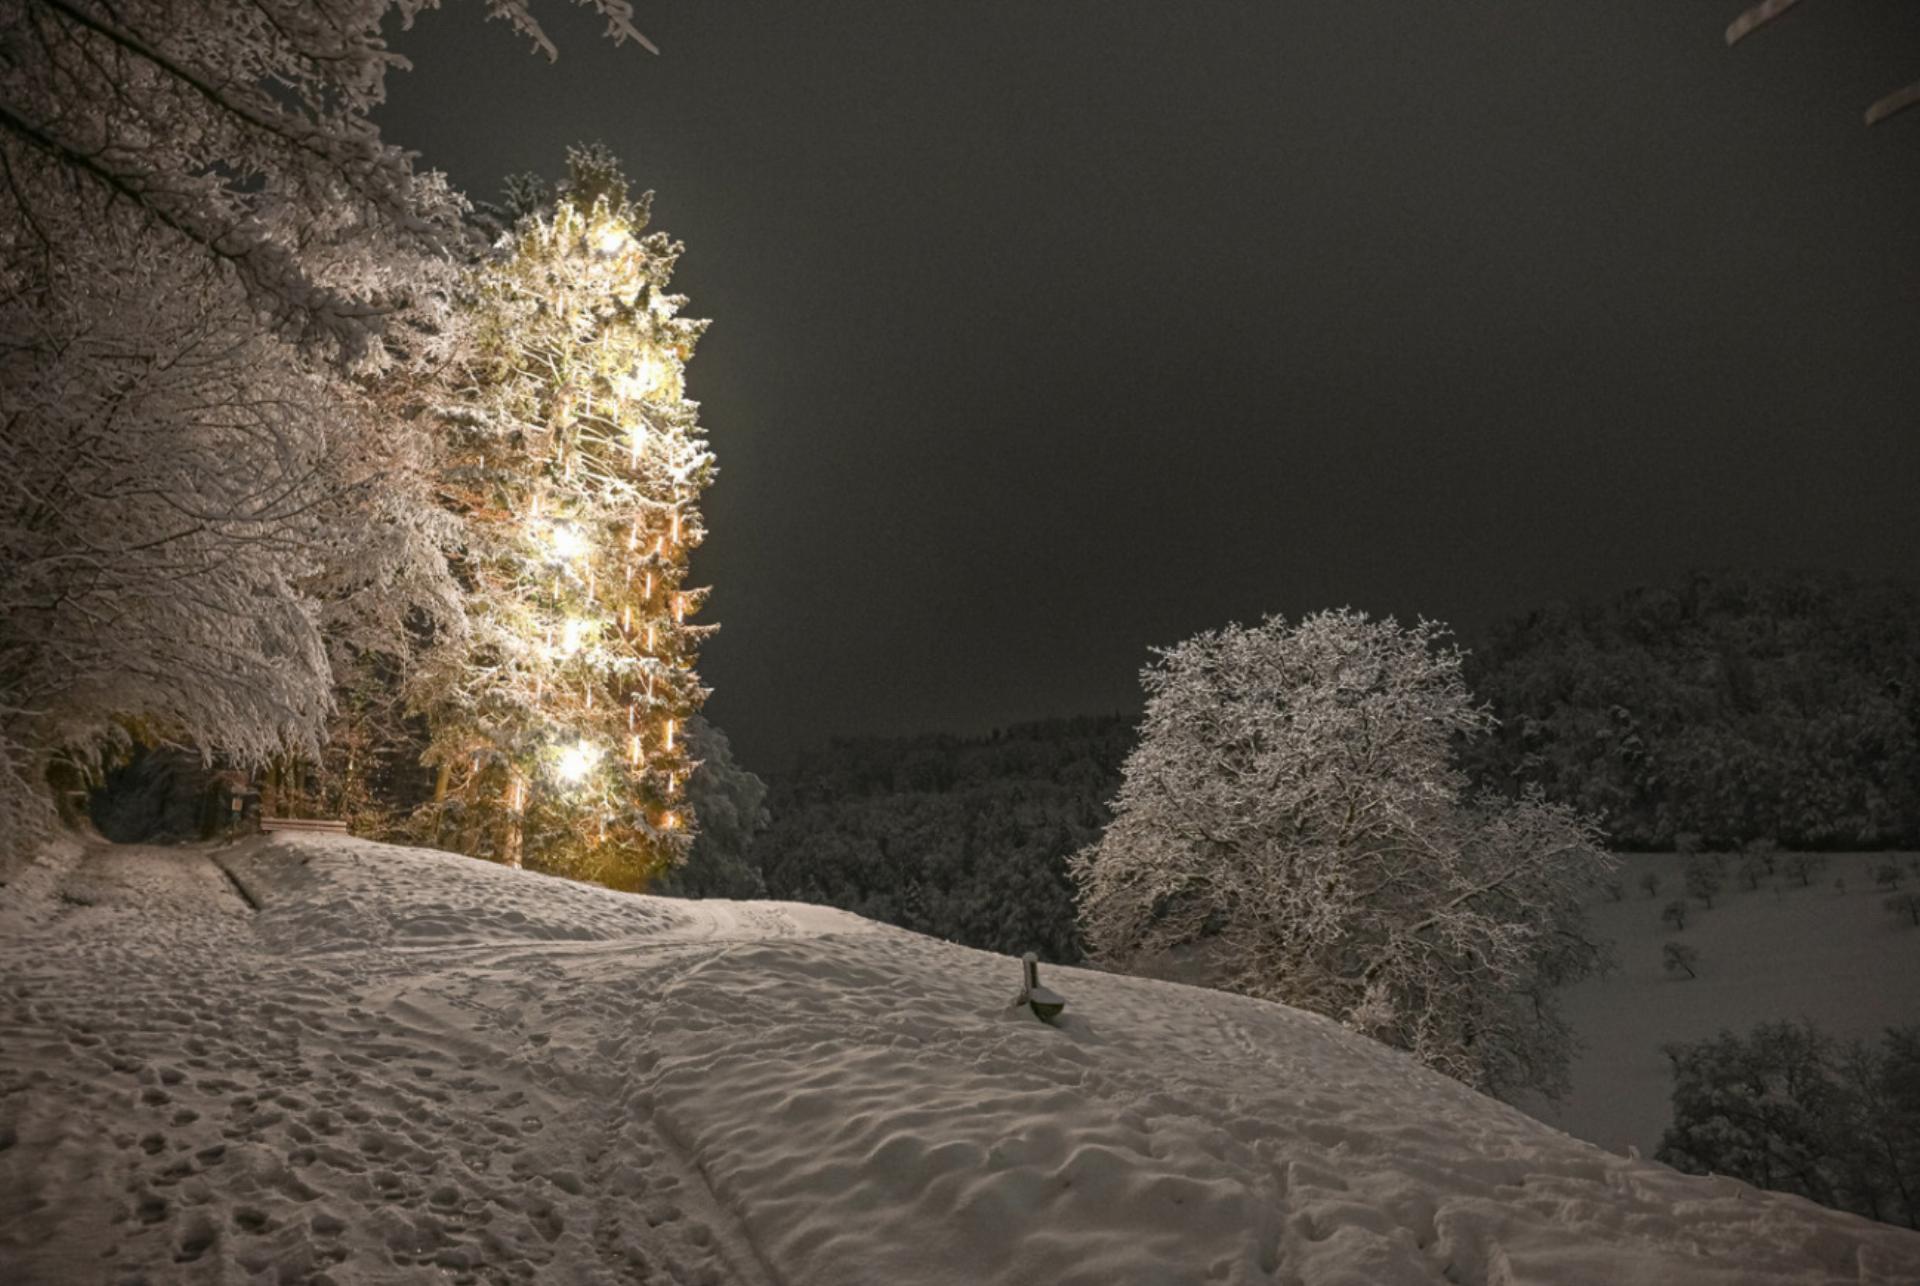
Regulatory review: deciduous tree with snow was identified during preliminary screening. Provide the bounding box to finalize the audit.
[0,0,654,355]
[0,197,461,855]
[1662,941,1700,979]
[1071,610,1614,1100]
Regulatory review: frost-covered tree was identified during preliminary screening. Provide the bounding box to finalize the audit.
[1660,1022,1920,1230]
[1786,852,1832,888]
[1662,941,1700,979]
[1684,858,1723,908]
[0,0,654,354]
[0,0,652,854]
[1072,610,1614,1100]
[0,198,461,854]
[415,149,714,889]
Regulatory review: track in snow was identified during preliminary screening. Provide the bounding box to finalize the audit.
[0,837,836,1285]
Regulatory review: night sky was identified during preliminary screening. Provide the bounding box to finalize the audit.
[380,1,1920,770]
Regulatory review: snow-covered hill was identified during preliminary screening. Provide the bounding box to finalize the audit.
[3,835,1918,1285]
[1538,851,1920,1160]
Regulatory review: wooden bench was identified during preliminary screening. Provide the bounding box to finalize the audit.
[260,817,350,835]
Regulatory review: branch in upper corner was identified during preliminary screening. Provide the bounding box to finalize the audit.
[1865,79,1920,126]
[1725,0,1808,47]
[483,1,660,61]
[1725,1,1917,128]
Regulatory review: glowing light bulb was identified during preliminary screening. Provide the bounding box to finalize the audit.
[548,523,588,562]
[596,227,630,255]
[638,351,671,395]
[661,811,677,831]
[618,351,672,403]
[555,739,601,784]
[558,616,593,657]
[663,718,675,752]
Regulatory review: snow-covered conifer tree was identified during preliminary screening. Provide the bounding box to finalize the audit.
[418,148,715,889]
[1071,609,1614,1100]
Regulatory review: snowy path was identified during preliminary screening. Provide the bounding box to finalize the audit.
[4,832,1919,1285]
[0,837,842,1285]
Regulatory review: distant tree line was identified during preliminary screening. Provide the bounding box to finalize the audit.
[738,570,1918,963]
[1459,569,1920,851]
[747,718,1135,962]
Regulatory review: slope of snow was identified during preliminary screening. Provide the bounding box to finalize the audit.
[1534,852,1920,1159]
[1,834,1916,1285]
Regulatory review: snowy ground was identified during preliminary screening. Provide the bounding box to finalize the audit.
[3,835,1918,1285]
[1534,852,1920,1159]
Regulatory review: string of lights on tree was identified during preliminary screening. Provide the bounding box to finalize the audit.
[421,149,714,889]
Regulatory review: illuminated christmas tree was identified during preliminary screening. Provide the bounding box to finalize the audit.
[421,149,714,889]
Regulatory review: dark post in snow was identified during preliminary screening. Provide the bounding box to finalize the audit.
[1016,951,1066,1024]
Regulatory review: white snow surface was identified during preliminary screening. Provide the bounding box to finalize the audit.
[2,835,1917,1285]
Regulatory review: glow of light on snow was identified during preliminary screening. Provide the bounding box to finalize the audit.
[555,739,602,784]
[595,227,631,255]
[15,840,1919,1285]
